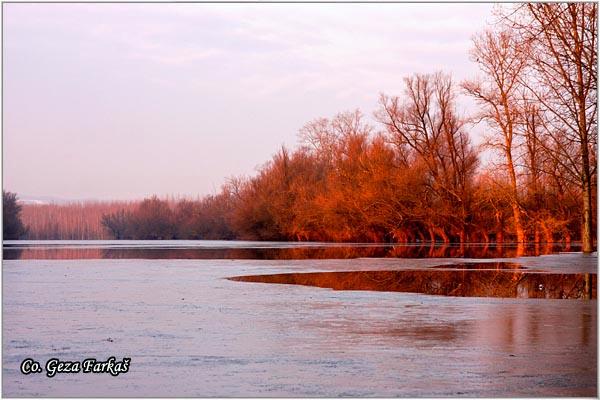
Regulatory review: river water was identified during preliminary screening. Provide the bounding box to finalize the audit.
[2,241,597,396]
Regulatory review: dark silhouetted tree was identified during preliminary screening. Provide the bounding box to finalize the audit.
[3,191,28,239]
[101,209,132,239]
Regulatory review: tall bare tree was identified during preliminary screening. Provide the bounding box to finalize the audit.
[462,29,529,244]
[504,3,597,252]
[379,72,478,243]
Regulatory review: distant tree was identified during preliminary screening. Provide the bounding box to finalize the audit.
[195,192,236,239]
[131,196,176,240]
[3,191,28,239]
[173,200,200,239]
[101,209,132,239]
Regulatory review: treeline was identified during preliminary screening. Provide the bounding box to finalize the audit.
[21,201,138,240]
[7,4,597,248]
[100,195,234,240]
[22,82,589,243]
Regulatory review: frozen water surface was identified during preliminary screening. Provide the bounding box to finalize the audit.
[2,241,597,397]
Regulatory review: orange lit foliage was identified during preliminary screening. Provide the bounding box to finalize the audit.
[18,66,594,243]
[227,106,476,243]
[20,90,590,243]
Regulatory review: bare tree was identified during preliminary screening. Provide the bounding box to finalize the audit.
[462,29,528,245]
[379,72,478,243]
[505,3,597,252]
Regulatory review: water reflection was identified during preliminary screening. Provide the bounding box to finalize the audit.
[429,262,527,270]
[357,322,473,343]
[228,265,596,299]
[2,242,584,260]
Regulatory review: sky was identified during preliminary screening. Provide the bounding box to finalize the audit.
[3,3,496,201]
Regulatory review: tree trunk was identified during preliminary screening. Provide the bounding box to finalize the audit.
[481,229,490,244]
[541,221,553,243]
[459,229,466,244]
[511,205,525,244]
[502,113,526,245]
[516,242,525,257]
[428,227,435,243]
[435,227,450,244]
[506,150,526,244]
[564,230,572,251]
[582,173,594,253]
[495,211,504,244]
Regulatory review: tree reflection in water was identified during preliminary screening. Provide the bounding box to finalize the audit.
[2,243,584,260]
[229,265,596,299]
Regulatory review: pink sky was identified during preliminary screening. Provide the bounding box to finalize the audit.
[3,3,495,201]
